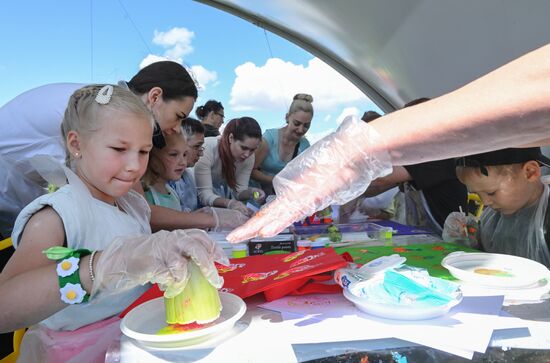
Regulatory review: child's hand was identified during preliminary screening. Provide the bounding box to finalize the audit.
[92,229,229,298]
[197,207,250,232]
[237,188,266,204]
[248,187,266,203]
[227,199,253,217]
[442,212,479,247]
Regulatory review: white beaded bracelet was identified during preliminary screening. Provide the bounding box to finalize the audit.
[88,250,97,282]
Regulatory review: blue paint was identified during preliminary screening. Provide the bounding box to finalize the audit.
[392,352,408,363]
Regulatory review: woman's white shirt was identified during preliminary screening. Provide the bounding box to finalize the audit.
[193,137,255,206]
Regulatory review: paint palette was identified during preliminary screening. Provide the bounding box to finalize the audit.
[442,252,550,289]
[120,292,246,348]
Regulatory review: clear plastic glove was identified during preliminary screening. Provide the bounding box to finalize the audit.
[227,199,253,217]
[198,206,250,232]
[442,211,479,247]
[238,187,266,204]
[92,229,229,298]
[338,198,360,223]
[227,115,392,242]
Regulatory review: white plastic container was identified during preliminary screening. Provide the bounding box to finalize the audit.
[231,243,248,258]
[311,237,330,249]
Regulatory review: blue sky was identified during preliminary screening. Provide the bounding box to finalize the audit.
[0,0,380,142]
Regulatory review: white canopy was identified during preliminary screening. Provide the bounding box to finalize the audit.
[198,0,550,112]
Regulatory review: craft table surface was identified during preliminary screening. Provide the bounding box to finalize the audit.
[106,234,550,362]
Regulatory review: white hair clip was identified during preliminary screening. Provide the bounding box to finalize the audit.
[95,85,114,105]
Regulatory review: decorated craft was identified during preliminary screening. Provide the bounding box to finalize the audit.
[157,321,215,335]
[474,268,513,277]
[164,260,222,325]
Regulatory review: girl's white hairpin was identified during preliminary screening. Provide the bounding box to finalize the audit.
[95,85,114,105]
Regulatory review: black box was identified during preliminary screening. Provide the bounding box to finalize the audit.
[248,234,296,255]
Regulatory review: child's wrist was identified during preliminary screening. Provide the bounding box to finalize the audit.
[79,253,99,295]
[43,247,95,304]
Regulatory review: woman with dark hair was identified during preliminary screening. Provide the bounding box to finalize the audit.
[0,61,198,237]
[126,61,198,148]
[194,117,266,216]
[195,99,225,137]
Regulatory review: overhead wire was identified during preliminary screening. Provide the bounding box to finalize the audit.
[263,28,289,114]
[116,0,154,55]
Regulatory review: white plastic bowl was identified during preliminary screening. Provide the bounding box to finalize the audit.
[120,292,246,348]
[441,251,550,289]
[344,278,462,320]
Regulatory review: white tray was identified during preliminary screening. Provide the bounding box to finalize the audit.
[120,292,246,348]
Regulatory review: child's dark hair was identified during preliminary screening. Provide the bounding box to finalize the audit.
[361,110,382,123]
[127,61,198,101]
[456,147,550,177]
[195,100,224,120]
[218,117,262,189]
[181,117,205,139]
[403,97,431,108]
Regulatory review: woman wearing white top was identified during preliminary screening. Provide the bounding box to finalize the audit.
[194,117,265,216]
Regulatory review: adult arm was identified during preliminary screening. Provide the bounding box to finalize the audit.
[339,166,409,222]
[234,154,255,198]
[363,166,411,197]
[193,142,229,207]
[250,138,274,185]
[228,43,550,241]
[133,181,215,231]
[149,205,215,231]
[370,43,550,165]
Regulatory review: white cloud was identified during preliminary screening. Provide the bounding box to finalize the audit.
[139,27,218,89]
[152,27,194,61]
[230,57,366,112]
[335,107,360,125]
[190,65,218,91]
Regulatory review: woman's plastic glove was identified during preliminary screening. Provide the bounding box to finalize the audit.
[92,229,229,298]
[197,206,250,231]
[227,199,254,217]
[238,187,266,204]
[442,212,479,247]
[227,115,393,242]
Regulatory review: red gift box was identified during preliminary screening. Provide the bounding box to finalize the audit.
[218,247,349,301]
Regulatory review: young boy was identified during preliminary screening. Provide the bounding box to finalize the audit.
[444,147,550,267]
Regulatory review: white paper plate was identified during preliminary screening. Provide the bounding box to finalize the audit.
[344,280,462,320]
[120,292,246,348]
[442,251,550,289]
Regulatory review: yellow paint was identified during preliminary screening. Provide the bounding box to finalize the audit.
[61,261,72,270]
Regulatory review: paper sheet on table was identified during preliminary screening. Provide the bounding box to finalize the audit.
[277,310,475,359]
[259,294,527,358]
